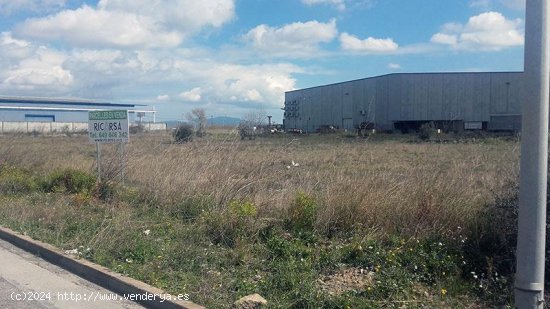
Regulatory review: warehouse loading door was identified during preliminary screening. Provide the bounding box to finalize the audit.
[343,118,353,131]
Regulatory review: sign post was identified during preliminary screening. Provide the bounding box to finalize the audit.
[120,141,125,185]
[515,1,550,308]
[88,110,129,183]
[96,142,101,182]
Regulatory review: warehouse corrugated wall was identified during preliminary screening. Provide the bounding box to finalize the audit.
[284,72,523,133]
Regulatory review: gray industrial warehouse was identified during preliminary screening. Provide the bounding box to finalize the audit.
[284,72,523,133]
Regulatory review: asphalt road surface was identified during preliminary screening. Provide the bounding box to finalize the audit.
[0,238,143,309]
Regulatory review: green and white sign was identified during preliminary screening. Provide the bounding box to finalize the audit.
[88,110,129,143]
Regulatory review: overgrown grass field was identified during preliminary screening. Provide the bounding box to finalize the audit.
[0,130,526,308]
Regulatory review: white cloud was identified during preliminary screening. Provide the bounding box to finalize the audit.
[14,0,236,49]
[302,0,346,11]
[97,0,235,32]
[340,32,399,53]
[244,19,338,57]
[16,6,182,48]
[0,0,66,15]
[301,0,375,11]
[0,0,299,113]
[0,32,32,59]
[246,89,262,102]
[156,94,170,101]
[175,62,298,107]
[65,46,299,108]
[0,32,72,92]
[179,87,202,102]
[3,48,72,88]
[431,11,523,51]
[388,63,401,70]
[430,33,458,45]
[0,40,300,109]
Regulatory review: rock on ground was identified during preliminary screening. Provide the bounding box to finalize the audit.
[232,293,267,309]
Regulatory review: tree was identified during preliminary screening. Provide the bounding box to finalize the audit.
[241,110,267,127]
[238,110,268,140]
[186,108,207,137]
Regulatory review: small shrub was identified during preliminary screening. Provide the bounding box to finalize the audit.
[43,169,96,194]
[173,124,194,143]
[418,122,437,140]
[129,125,145,134]
[229,199,257,218]
[171,196,214,221]
[458,184,518,304]
[93,181,115,201]
[238,122,256,140]
[286,192,317,233]
[61,125,73,137]
[201,199,258,246]
[115,186,142,204]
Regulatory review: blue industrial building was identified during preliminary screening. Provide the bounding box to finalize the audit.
[0,96,156,123]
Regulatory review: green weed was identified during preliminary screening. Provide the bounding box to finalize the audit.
[0,166,39,194]
[43,168,96,194]
[286,191,317,234]
[201,199,259,247]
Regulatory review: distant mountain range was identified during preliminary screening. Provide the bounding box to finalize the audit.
[164,116,241,129]
[208,116,242,126]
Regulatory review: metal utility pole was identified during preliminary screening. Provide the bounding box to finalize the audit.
[516,0,550,308]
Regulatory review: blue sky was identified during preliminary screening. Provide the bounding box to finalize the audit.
[0,0,526,122]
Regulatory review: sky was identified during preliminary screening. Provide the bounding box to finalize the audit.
[0,0,526,122]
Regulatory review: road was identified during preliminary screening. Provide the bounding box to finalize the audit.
[0,238,143,309]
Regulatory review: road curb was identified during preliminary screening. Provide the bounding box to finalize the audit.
[0,226,205,309]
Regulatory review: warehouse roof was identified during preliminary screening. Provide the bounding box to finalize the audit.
[0,96,141,108]
[285,71,523,94]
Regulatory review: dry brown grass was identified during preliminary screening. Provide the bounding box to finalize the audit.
[0,131,519,239]
[0,131,522,307]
